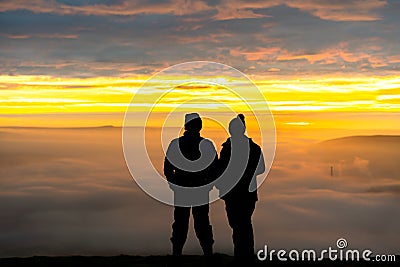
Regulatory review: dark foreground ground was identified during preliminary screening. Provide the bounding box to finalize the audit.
[0,254,398,267]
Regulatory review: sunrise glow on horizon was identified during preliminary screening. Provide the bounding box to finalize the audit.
[1,74,399,118]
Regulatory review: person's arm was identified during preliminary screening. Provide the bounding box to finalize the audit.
[249,148,265,192]
[215,140,230,190]
[255,149,265,176]
[198,140,219,186]
[164,143,175,184]
[208,146,219,184]
[218,141,230,176]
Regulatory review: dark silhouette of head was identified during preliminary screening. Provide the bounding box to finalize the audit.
[184,113,202,132]
[229,113,246,137]
[237,113,245,125]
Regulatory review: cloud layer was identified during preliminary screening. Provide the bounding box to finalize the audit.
[0,126,399,257]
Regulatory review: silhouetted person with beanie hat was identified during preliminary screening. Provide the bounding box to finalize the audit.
[164,113,218,258]
[216,114,265,263]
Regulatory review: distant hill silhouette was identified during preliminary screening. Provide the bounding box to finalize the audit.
[312,135,400,181]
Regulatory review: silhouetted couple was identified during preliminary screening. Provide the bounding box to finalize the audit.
[164,113,265,263]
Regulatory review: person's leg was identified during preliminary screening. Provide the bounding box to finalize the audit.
[240,200,256,258]
[226,200,256,261]
[192,204,214,255]
[171,206,191,255]
[225,201,241,257]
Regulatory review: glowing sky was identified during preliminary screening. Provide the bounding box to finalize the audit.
[0,0,399,127]
[1,75,399,114]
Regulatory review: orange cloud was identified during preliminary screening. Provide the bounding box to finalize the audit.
[38,33,79,39]
[213,6,269,20]
[388,55,400,63]
[285,0,387,21]
[4,33,78,39]
[277,50,338,64]
[0,0,212,17]
[0,0,387,22]
[230,47,281,61]
[230,41,386,66]
[5,34,31,39]
[214,0,387,22]
[268,68,280,72]
[275,44,387,67]
[170,33,234,44]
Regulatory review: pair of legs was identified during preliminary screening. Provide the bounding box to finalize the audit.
[171,204,214,256]
[225,199,256,261]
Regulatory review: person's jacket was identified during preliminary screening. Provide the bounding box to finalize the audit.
[217,136,265,202]
[164,131,218,188]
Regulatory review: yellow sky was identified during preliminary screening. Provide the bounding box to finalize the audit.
[1,74,399,129]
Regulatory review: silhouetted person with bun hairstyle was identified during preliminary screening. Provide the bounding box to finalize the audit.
[164,113,217,258]
[216,114,265,263]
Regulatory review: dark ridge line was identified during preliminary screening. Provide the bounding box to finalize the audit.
[320,135,400,144]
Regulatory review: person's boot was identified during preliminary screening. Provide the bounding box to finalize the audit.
[201,244,213,265]
[172,243,184,256]
[169,244,183,267]
[202,244,213,256]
